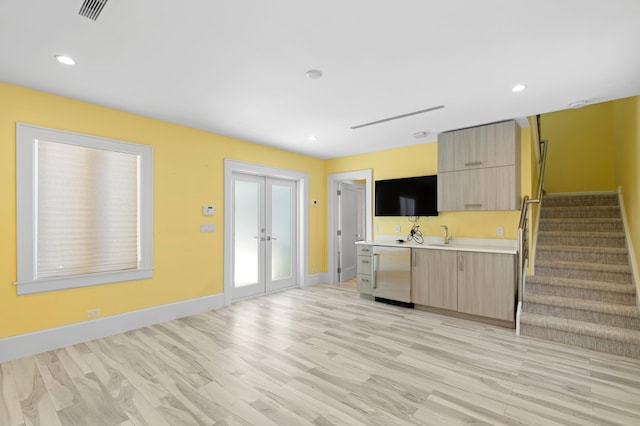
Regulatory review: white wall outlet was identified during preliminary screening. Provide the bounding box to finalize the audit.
[395,224,401,233]
[374,224,379,233]
[497,226,504,236]
[203,205,214,216]
[200,223,215,232]
[86,309,101,319]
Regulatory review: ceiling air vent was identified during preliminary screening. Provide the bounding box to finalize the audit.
[79,0,109,21]
[351,105,445,130]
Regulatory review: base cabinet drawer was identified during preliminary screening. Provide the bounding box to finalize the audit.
[357,274,373,294]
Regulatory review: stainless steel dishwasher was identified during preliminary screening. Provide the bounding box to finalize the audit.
[372,246,413,307]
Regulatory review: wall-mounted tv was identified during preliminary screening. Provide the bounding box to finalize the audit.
[375,175,438,216]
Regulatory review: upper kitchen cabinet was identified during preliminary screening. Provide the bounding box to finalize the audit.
[437,120,521,211]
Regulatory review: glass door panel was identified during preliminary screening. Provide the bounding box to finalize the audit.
[232,174,265,299]
[269,183,293,282]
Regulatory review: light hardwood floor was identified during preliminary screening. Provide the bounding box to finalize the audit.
[2,283,640,425]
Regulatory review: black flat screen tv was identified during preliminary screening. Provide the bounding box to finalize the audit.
[375,175,438,216]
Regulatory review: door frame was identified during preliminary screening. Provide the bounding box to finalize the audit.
[224,159,308,306]
[327,169,373,284]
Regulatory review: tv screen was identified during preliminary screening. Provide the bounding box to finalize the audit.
[375,175,438,216]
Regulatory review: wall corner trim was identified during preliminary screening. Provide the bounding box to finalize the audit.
[0,293,224,363]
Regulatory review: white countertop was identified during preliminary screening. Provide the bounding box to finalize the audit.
[356,235,518,255]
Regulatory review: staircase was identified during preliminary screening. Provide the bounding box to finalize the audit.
[519,192,640,358]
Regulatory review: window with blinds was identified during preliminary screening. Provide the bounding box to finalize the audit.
[15,123,153,295]
[37,141,140,278]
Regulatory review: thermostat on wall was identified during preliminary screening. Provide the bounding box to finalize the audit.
[203,205,214,216]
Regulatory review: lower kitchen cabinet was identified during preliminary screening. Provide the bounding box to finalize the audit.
[411,249,515,323]
[412,249,457,310]
[457,251,515,321]
[357,245,373,295]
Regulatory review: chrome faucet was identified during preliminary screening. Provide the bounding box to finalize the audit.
[440,225,452,244]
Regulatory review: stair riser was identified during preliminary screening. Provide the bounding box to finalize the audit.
[542,195,619,208]
[537,234,626,248]
[520,324,640,358]
[535,266,631,283]
[523,302,640,328]
[526,283,637,305]
[536,249,629,265]
[540,209,621,219]
[538,222,624,233]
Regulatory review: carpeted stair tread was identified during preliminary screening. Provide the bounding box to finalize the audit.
[520,312,640,344]
[535,244,629,265]
[536,244,628,255]
[541,193,619,207]
[538,218,624,232]
[526,275,636,294]
[535,259,632,274]
[523,293,640,318]
[540,206,621,219]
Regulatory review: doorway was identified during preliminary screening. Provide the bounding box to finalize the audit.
[327,170,373,284]
[337,181,366,282]
[224,160,308,305]
[231,173,297,300]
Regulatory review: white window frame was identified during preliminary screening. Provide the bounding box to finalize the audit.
[14,123,153,295]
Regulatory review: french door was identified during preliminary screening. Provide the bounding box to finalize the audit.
[232,173,297,300]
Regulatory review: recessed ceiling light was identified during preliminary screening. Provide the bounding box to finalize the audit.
[55,55,76,65]
[305,70,323,80]
[512,84,527,92]
[412,131,429,139]
[308,135,317,141]
[568,100,588,109]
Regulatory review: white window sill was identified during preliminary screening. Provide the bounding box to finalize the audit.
[14,268,153,295]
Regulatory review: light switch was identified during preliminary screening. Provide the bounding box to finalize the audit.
[203,205,214,216]
[200,223,215,232]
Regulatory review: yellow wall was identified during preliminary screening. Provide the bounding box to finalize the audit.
[326,127,532,241]
[613,96,640,293]
[540,102,616,193]
[0,83,326,338]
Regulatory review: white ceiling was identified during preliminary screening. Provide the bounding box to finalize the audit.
[2,0,639,159]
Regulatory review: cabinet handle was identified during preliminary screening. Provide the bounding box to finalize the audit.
[464,204,483,208]
[361,278,369,283]
[413,251,416,267]
[459,254,464,272]
[464,161,484,166]
[362,260,370,264]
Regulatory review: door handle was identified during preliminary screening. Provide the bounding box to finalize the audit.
[266,236,277,241]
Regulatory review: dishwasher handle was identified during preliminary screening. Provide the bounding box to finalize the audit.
[372,253,379,289]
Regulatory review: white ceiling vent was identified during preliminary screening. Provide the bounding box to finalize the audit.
[79,0,109,21]
[351,105,445,130]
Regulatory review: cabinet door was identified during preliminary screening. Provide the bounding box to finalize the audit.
[437,131,456,173]
[412,249,457,310]
[440,166,517,211]
[454,121,517,170]
[457,252,515,321]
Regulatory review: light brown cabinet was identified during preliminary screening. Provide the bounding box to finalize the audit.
[438,120,520,211]
[356,245,373,295]
[457,251,515,321]
[411,249,515,322]
[411,249,457,310]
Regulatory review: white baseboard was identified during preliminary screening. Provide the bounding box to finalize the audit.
[306,272,330,287]
[0,293,224,363]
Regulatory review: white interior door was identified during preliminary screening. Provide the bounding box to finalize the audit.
[232,173,296,300]
[338,181,365,282]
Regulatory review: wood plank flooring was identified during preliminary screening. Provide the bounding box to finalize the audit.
[2,282,640,425]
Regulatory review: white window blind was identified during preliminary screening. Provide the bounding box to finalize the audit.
[37,141,140,278]
[15,123,153,295]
